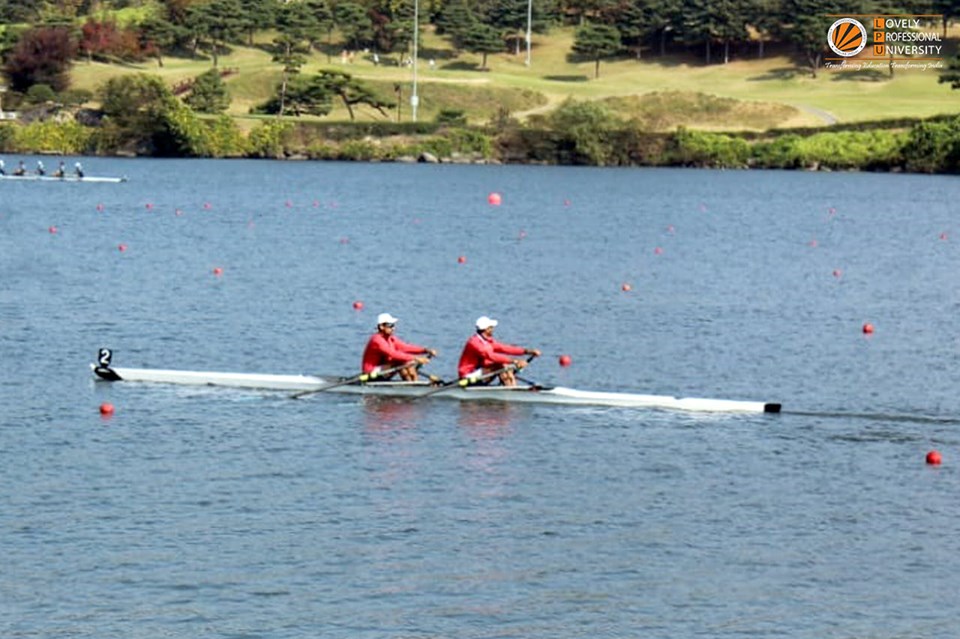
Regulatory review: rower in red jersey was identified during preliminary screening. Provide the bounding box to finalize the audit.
[362,313,437,382]
[457,316,540,386]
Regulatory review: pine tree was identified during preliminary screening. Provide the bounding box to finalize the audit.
[463,22,503,69]
[572,22,620,78]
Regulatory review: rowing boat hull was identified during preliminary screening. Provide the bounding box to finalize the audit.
[1,174,127,183]
[92,364,780,414]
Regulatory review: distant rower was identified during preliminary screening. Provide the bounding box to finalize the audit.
[74,162,84,178]
[458,316,539,386]
[0,159,5,176]
[36,160,44,176]
[13,160,26,176]
[53,161,66,178]
[361,312,436,382]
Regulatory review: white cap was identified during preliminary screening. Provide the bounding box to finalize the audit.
[377,312,399,325]
[475,316,498,330]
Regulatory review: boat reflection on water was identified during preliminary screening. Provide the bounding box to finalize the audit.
[456,402,519,441]
[360,396,526,441]
[361,396,426,436]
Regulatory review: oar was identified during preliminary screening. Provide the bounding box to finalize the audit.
[291,357,428,399]
[416,354,537,400]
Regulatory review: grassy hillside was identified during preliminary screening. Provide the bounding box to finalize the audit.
[67,24,960,130]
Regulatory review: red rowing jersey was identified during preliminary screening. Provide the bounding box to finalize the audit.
[457,333,525,378]
[362,333,427,372]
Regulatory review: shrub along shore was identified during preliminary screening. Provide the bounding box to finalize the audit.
[2,108,959,174]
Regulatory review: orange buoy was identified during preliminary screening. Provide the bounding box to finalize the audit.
[621,283,632,292]
[926,450,942,465]
[862,322,875,335]
[487,192,502,206]
[353,300,364,310]
[99,402,115,416]
[558,354,572,367]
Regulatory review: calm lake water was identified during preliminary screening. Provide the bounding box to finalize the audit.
[2,158,959,638]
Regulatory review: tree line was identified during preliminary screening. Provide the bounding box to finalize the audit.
[2,0,959,82]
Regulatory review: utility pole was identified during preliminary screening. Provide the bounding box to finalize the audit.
[525,0,533,66]
[411,0,419,121]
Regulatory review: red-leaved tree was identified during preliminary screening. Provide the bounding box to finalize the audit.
[3,27,77,93]
[80,19,145,62]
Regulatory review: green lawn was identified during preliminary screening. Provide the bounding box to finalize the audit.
[68,24,960,129]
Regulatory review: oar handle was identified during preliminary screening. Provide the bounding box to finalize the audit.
[293,353,435,399]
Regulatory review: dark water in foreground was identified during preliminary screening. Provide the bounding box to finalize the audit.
[1,159,959,638]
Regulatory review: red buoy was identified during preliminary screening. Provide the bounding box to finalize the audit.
[926,450,942,465]
[558,354,572,367]
[118,243,128,252]
[145,203,153,210]
[487,192,502,206]
[457,255,467,264]
[832,269,842,278]
[621,283,632,292]
[940,232,948,241]
[862,322,875,335]
[48,225,58,234]
[654,247,663,255]
[203,202,212,210]
[99,402,115,416]
[96,203,105,212]
[213,267,224,276]
[353,300,364,311]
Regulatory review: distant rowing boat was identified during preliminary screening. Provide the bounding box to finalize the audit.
[91,354,781,414]
[0,174,127,183]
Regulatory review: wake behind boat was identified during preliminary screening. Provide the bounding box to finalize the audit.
[91,350,781,414]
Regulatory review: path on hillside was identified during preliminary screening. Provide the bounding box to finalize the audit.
[795,104,839,125]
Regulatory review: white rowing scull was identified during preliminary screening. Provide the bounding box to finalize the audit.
[0,174,127,183]
[91,350,781,414]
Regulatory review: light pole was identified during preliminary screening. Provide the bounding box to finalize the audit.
[411,0,419,122]
[525,0,532,66]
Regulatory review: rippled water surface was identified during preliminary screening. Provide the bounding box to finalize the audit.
[2,159,959,638]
